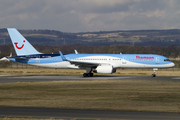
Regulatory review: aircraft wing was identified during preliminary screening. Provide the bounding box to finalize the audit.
[69,61,99,68]
[59,51,99,68]
[11,57,29,61]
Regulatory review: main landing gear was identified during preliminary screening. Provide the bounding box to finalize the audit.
[83,68,94,77]
[152,68,158,77]
[83,73,93,77]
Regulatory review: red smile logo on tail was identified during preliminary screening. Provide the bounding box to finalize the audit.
[14,40,25,49]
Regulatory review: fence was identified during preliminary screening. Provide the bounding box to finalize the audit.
[0,61,42,69]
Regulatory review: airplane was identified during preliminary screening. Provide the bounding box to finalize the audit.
[0,57,10,61]
[0,53,12,61]
[7,28,175,77]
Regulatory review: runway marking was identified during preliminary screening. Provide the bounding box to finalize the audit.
[11,76,133,81]
[172,77,180,79]
[0,75,15,77]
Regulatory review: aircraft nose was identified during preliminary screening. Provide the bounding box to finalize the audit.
[171,62,175,67]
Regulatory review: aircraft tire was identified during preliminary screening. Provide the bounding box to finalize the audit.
[90,73,93,77]
[87,73,91,77]
[152,74,156,77]
[83,73,87,77]
[83,73,93,77]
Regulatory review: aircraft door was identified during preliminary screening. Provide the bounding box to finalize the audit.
[122,56,126,64]
[36,55,40,63]
[156,57,159,64]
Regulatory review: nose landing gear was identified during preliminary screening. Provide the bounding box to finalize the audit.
[152,68,158,77]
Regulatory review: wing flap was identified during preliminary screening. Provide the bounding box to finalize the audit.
[70,61,99,68]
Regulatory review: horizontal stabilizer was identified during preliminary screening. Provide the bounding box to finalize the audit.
[11,56,29,61]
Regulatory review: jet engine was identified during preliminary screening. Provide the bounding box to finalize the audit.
[94,64,116,74]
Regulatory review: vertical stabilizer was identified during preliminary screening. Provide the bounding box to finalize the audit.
[7,28,41,56]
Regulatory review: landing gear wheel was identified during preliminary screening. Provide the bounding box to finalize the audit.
[87,73,91,77]
[152,68,158,77]
[83,73,93,77]
[83,73,87,77]
[90,73,93,77]
[83,68,94,77]
[152,74,156,77]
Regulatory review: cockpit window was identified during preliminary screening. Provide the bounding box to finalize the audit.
[164,59,170,62]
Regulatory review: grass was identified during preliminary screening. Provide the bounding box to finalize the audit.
[0,68,180,76]
[0,68,84,75]
[0,80,180,113]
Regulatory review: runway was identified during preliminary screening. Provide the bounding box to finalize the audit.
[0,75,180,119]
[0,75,180,83]
[0,107,180,120]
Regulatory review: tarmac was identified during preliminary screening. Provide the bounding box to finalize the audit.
[0,75,180,83]
[0,75,180,120]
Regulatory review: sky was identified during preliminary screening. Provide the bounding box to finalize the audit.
[1,0,180,32]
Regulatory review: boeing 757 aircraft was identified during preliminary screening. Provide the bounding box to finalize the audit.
[7,28,175,77]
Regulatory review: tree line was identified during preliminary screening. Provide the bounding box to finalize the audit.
[1,29,180,46]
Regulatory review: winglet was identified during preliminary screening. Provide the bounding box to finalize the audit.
[75,50,78,54]
[59,51,67,61]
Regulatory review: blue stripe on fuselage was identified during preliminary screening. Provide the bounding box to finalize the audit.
[14,53,61,59]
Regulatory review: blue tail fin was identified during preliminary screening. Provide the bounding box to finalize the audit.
[7,28,41,56]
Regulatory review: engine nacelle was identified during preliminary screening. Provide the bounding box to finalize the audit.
[94,64,116,74]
